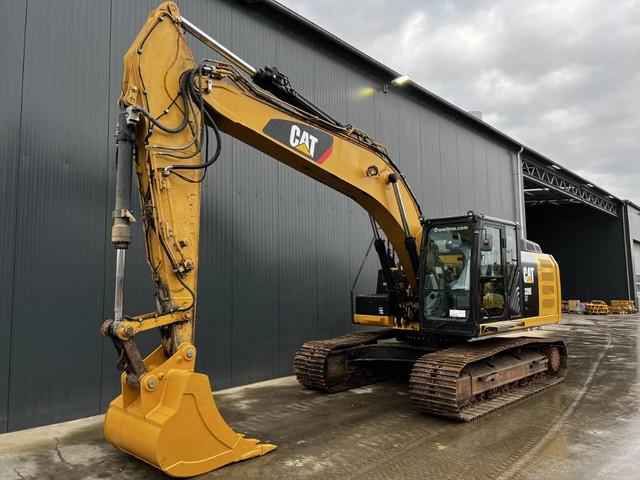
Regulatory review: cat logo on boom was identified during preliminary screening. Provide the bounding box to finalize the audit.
[289,124,318,157]
[263,119,334,164]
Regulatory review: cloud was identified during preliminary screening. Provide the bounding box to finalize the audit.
[280,0,640,203]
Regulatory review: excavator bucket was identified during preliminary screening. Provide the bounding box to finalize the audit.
[104,343,276,477]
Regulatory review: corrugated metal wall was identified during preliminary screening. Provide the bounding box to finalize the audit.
[0,0,518,432]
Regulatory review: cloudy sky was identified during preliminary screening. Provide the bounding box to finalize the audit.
[280,0,640,204]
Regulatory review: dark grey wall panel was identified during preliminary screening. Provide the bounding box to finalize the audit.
[0,0,27,434]
[438,120,461,213]
[396,100,423,205]
[313,55,352,342]
[228,6,281,386]
[4,0,521,431]
[419,110,444,218]
[8,0,111,430]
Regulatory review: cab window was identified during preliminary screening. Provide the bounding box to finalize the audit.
[479,225,505,318]
[505,226,518,289]
[423,224,473,320]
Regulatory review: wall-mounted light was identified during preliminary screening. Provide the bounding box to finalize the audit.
[383,74,411,93]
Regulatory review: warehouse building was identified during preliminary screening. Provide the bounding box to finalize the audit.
[1,0,637,433]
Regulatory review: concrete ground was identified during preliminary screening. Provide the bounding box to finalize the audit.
[1,313,640,480]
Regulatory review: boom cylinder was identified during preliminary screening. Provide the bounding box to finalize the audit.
[388,173,420,276]
[111,109,137,248]
[388,173,410,236]
[111,108,138,324]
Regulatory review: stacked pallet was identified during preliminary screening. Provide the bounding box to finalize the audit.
[584,300,609,315]
[609,300,638,314]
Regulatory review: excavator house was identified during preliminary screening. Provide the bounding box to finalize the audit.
[102,3,567,477]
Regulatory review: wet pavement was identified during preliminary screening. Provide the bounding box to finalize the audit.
[1,313,639,479]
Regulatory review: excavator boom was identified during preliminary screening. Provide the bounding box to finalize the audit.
[103,2,423,476]
[102,3,565,477]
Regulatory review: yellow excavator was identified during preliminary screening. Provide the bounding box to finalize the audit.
[101,3,567,477]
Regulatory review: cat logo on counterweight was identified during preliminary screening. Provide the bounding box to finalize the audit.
[523,266,535,284]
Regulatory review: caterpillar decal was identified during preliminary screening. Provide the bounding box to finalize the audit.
[263,119,334,163]
[521,251,539,317]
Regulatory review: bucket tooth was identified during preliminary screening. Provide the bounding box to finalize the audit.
[104,343,276,477]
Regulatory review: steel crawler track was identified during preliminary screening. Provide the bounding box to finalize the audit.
[409,337,567,421]
[294,329,395,392]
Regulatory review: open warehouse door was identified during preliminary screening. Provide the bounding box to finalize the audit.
[521,155,635,304]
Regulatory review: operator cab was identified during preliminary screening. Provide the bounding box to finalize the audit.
[419,212,524,338]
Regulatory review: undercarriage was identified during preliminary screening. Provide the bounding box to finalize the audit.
[295,330,567,421]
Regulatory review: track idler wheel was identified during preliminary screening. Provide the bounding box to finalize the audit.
[543,346,561,374]
[104,343,276,477]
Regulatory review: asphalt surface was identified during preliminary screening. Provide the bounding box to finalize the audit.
[1,313,639,479]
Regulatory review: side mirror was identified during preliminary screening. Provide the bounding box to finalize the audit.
[480,229,493,252]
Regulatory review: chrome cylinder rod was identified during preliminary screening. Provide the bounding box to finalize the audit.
[114,249,126,323]
[369,215,381,241]
[178,16,257,77]
[389,174,411,236]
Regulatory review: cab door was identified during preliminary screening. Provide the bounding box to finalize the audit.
[477,221,523,327]
[478,223,507,321]
[503,224,523,318]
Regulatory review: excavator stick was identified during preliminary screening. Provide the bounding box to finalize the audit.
[103,3,275,476]
[104,344,275,477]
